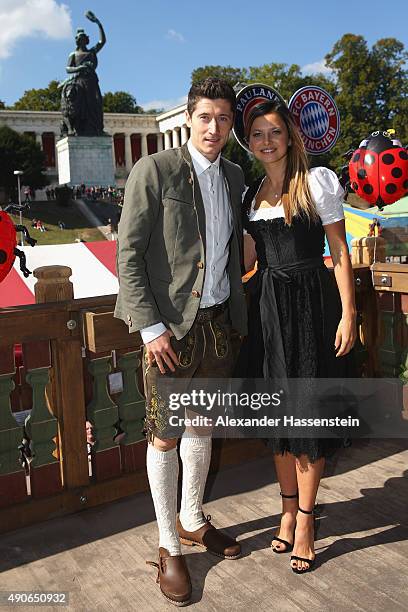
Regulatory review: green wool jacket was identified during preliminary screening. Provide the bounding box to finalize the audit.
[114,143,248,339]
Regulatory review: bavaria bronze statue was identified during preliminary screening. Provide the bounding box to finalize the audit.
[60,11,106,137]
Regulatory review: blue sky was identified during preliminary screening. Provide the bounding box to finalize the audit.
[1,0,407,110]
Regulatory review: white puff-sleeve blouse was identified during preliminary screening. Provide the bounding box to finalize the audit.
[246,167,345,226]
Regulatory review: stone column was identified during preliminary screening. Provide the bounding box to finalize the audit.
[141,133,148,157]
[172,128,180,148]
[157,133,163,152]
[181,125,189,145]
[54,132,60,172]
[125,133,133,172]
[164,131,172,150]
[36,133,43,148]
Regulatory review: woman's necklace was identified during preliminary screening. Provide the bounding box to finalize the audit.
[265,175,283,199]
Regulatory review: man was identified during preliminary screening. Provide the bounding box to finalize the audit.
[115,78,247,606]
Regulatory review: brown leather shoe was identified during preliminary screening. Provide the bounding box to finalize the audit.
[177,515,241,559]
[146,547,192,607]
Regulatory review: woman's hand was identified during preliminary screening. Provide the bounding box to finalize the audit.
[334,313,357,357]
[85,10,99,23]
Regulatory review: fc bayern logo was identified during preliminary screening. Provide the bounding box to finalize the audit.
[289,86,340,155]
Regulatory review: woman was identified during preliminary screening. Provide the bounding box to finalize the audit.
[238,100,356,573]
[61,11,106,136]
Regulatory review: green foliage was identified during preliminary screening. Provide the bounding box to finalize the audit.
[0,100,5,109]
[103,91,143,114]
[0,126,48,198]
[325,34,408,170]
[222,138,257,184]
[191,65,246,87]
[12,80,61,111]
[11,82,148,114]
[247,63,335,103]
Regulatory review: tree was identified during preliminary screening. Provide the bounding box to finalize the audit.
[247,62,335,102]
[325,34,408,170]
[191,65,247,87]
[222,138,260,184]
[0,100,5,109]
[0,126,48,199]
[103,91,143,114]
[371,38,408,143]
[13,80,61,111]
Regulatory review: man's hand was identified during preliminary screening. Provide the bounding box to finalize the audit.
[145,330,179,374]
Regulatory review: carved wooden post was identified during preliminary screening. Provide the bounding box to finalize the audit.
[0,363,27,507]
[87,357,121,480]
[117,351,146,472]
[351,236,386,265]
[33,265,89,489]
[25,367,60,497]
[34,266,74,302]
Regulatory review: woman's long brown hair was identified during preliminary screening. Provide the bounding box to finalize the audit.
[245,101,318,224]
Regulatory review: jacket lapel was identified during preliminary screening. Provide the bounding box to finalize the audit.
[181,144,206,252]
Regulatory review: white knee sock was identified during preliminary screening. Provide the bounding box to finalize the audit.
[146,444,181,556]
[179,434,212,531]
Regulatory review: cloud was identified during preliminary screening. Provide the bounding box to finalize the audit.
[166,29,185,43]
[0,0,72,60]
[301,59,333,76]
[141,95,187,112]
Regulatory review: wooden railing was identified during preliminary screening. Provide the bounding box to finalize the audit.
[0,247,407,535]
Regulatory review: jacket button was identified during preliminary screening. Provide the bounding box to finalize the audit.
[191,290,200,298]
[197,261,204,269]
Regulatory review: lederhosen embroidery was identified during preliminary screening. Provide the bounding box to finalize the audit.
[209,320,228,359]
[144,383,169,443]
[177,330,196,368]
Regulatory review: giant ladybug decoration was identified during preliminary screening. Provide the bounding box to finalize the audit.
[348,131,408,209]
[0,207,36,284]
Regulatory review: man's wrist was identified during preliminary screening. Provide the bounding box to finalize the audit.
[140,322,167,344]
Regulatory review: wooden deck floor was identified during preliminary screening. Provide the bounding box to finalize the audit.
[1,439,407,612]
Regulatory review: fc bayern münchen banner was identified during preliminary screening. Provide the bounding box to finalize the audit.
[289,86,340,155]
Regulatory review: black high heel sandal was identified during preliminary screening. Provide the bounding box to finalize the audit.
[271,492,298,554]
[290,506,316,573]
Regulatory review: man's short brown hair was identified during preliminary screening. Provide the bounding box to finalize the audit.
[187,77,236,116]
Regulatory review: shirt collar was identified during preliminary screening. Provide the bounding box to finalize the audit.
[187,139,221,176]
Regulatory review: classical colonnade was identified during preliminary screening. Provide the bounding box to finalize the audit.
[0,108,190,185]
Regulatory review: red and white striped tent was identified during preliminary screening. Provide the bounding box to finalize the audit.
[0,241,119,308]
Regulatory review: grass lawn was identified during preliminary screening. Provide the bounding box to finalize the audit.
[8,200,106,245]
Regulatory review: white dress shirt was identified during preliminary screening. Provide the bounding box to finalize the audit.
[140,140,232,344]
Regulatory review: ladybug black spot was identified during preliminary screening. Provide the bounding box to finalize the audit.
[399,150,408,161]
[404,180,408,189]
[391,167,403,179]
[352,153,360,162]
[357,169,367,179]
[352,182,359,191]
[382,153,395,165]
[0,250,7,264]
[364,154,375,165]
[363,184,374,195]
[385,183,397,194]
